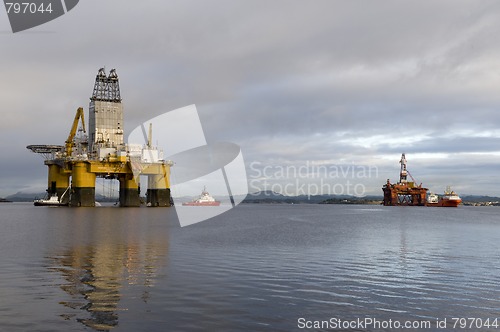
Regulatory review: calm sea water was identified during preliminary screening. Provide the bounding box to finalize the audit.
[0,203,499,331]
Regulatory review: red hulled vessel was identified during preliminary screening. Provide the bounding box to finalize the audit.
[182,186,221,206]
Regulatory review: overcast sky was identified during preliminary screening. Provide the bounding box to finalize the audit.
[1,0,500,197]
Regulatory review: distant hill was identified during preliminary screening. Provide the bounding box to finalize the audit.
[242,191,383,204]
[244,190,285,199]
[5,192,45,202]
[461,195,500,202]
[243,191,296,204]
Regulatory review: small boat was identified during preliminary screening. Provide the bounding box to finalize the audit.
[182,186,221,206]
[34,187,69,207]
[0,198,13,203]
[34,195,68,206]
[426,186,462,207]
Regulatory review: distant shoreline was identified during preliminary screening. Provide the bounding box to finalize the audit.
[4,191,500,206]
[242,191,500,206]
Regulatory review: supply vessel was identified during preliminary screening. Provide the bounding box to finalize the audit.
[426,187,462,207]
[182,187,221,206]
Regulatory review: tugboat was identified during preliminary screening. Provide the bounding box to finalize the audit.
[426,186,462,207]
[34,187,70,207]
[182,186,221,206]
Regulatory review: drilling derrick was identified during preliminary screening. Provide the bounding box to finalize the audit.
[89,68,124,155]
[382,153,428,206]
[399,153,408,184]
[27,68,172,208]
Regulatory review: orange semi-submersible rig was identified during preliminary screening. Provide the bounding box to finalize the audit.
[382,153,462,207]
[382,153,428,206]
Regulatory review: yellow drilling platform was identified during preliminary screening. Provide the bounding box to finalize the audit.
[27,68,172,207]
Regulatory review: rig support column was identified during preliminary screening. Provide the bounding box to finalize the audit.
[70,161,96,207]
[119,174,141,207]
[146,170,171,207]
[47,163,70,204]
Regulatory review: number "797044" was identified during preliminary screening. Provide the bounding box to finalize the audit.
[5,2,53,14]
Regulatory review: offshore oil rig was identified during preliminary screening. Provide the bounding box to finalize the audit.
[382,153,428,206]
[27,68,171,207]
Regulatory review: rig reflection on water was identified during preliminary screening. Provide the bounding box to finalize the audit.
[46,212,169,330]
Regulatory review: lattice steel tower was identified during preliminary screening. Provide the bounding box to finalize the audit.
[88,68,124,154]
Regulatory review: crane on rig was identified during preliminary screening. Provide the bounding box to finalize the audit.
[65,107,86,157]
